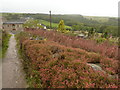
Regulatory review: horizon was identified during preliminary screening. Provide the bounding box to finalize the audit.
[0,12,118,18]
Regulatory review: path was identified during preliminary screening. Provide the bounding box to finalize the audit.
[0,59,2,89]
[2,34,27,88]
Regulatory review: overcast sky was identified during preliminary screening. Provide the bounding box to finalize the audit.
[0,0,120,17]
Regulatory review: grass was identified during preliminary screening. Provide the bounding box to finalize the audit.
[15,32,43,88]
[2,31,11,58]
[39,19,72,30]
[0,48,2,59]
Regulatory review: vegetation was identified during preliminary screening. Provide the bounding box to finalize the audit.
[88,28,95,38]
[83,16,110,23]
[2,13,118,37]
[58,20,66,32]
[2,12,118,88]
[23,19,72,30]
[95,38,106,44]
[0,30,2,58]
[23,19,44,29]
[16,30,118,88]
[25,29,118,59]
[2,30,11,58]
[39,19,72,30]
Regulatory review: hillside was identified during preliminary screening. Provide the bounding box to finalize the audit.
[2,13,117,26]
[15,29,118,88]
[83,16,109,23]
[2,13,118,36]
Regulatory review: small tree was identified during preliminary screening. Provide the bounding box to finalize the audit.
[88,28,95,38]
[103,32,108,39]
[58,20,65,32]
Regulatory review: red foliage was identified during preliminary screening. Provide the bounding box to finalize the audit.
[21,38,118,88]
[16,30,118,88]
[25,29,118,59]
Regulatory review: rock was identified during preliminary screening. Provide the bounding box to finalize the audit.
[87,63,105,73]
[52,53,60,58]
[108,74,118,79]
[87,63,118,79]
[88,63,102,71]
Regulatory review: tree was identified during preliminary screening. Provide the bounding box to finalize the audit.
[99,25,107,33]
[103,32,108,39]
[23,19,43,29]
[72,25,80,31]
[58,20,66,32]
[88,28,95,38]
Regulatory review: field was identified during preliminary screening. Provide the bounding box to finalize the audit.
[39,19,72,30]
[16,29,119,88]
[83,16,109,23]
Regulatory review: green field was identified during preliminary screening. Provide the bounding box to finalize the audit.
[83,16,110,23]
[39,19,72,30]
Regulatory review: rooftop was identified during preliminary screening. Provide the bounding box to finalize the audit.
[3,22,25,24]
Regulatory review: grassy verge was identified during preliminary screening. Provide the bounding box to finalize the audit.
[0,48,2,59]
[2,31,11,58]
[15,32,43,88]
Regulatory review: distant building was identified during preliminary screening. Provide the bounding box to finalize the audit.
[2,22,24,31]
[40,24,47,29]
[77,33,85,38]
[77,33,88,38]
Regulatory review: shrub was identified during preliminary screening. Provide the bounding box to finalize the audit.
[25,29,118,59]
[96,38,106,43]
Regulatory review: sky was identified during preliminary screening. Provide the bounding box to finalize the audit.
[0,0,120,17]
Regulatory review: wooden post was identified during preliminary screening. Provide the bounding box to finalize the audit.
[49,11,52,29]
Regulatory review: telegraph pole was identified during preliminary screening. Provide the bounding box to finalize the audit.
[49,11,52,29]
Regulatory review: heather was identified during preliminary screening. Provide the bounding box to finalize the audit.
[24,28,118,59]
[16,31,119,88]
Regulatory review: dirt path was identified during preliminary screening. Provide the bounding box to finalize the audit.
[0,60,2,89]
[2,34,27,88]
